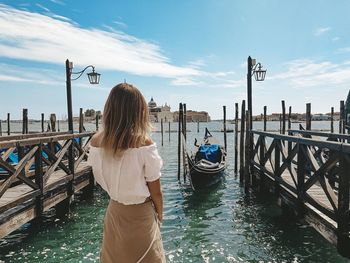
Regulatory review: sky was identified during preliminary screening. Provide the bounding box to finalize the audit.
[1,0,350,120]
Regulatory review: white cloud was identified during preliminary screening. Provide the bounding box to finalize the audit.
[332,37,340,41]
[0,4,200,79]
[113,20,127,29]
[49,0,65,5]
[170,77,202,86]
[337,46,350,53]
[268,59,350,88]
[35,3,50,13]
[188,59,206,69]
[0,63,63,85]
[313,27,331,36]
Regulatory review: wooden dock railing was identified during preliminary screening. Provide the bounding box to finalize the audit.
[248,130,350,258]
[0,131,95,238]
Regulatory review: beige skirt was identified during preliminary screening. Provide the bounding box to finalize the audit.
[100,199,166,263]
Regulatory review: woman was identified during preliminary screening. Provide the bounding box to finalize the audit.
[88,83,166,263]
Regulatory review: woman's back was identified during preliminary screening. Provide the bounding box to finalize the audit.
[88,143,162,205]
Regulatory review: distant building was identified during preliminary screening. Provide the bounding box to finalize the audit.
[173,110,210,122]
[148,97,174,122]
[83,109,102,120]
[312,114,331,121]
[85,109,96,118]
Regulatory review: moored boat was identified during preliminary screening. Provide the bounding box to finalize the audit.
[187,128,227,190]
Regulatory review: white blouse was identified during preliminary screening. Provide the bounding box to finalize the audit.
[87,143,163,205]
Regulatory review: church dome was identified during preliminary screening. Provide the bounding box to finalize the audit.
[148,97,157,108]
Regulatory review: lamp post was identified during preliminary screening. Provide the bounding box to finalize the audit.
[246,56,266,186]
[247,56,267,130]
[65,59,101,133]
[65,59,100,173]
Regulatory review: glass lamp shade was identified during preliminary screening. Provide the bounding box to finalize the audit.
[87,71,101,84]
[254,69,266,81]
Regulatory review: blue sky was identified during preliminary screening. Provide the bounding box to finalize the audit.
[1,0,350,120]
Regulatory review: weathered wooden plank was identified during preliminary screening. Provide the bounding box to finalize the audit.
[0,207,35,239]
[75,180,90,192]
[303,153,339,191]
[288,129,350,141]
[43,141,71,185]
[252,131,344,152]
[0,131,69,143]
[0,189,40,214]
[42,145,71,175]
[0,147,16,161]
[304,203,338,245]
[0,132,94,149]
[0,146,38,197]
[43,191,68,212]
[303,146,338,211]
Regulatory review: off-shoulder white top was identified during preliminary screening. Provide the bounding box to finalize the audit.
[87,143,163,205]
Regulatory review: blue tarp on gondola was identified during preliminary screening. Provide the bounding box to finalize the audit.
[197,144,221,163]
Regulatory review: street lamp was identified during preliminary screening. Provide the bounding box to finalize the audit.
[65,59,100,133]
[247,56,266,129]
[65,58,100,174]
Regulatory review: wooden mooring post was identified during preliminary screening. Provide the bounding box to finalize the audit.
[337,154,350,256]
[244,110,250,192]
[79,108,84,133]
[168,122,171,142]
[22,108,28,134]
[96,112,99,131]
[79,108,84,147]
[41,113,44,133]
[263,106,267,131]
[7,113,10,135]
[223,106,227,152]
[50,114,56,132]
[197,120,199,133]
[288,106,292,130]
[234,103,239,174]
[340,100,345,134]
[306,103,311,130]
[161,119,164,146]
[177,103,183,181]
[239,100,246,183]
[279,114,282,134]
[281,101,286,134]
[331,107,334,133]
[182,104,187,181]
[183,103,187,141]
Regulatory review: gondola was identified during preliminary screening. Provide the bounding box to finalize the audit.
[187,128,227,190]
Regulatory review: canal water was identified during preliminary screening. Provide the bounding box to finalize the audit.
[0,121,348,262]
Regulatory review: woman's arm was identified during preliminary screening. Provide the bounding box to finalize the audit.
[147,179,163,223]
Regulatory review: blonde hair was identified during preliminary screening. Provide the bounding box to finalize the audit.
[101,83,151,155]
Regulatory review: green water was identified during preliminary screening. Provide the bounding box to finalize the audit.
[0,121,349,262]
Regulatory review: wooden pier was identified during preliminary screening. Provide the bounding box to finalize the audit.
[243,128,350,258]
[0,131,94,238]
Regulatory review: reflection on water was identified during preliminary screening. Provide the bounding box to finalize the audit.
[0,121,348,262]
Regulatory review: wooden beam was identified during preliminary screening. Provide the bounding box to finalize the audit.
[234,103,239,174]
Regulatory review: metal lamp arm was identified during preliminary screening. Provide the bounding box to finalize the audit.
[70,65,95,81]
[250,62,262,76]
